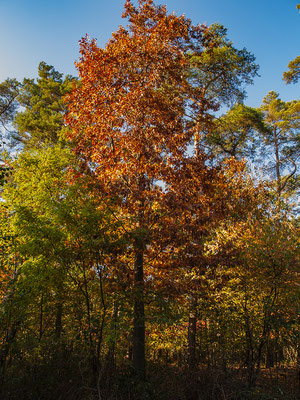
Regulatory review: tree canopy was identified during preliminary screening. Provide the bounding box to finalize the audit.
[0,1,299,399]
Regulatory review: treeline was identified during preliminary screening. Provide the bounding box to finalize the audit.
[0,1,299,399]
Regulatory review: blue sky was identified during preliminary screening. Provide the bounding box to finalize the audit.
[0,0,299,107]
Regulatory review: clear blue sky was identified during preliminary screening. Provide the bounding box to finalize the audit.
[0,0,299,107]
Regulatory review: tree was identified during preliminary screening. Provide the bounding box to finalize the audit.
[0,79,20,132]
[205,103,268,160]
[2,143,123,387]
[186,23,259,155]
[202,206,299,387]
[259,91,300,210]
[0,79,20,185]
[66,0,262,377]
[183,23,259,368]
[66,0,224,377]
[283,56,300,84]
[187,23,259,107]
[0,205,19,390]
[282,5,299,84]
[12,62,73,149]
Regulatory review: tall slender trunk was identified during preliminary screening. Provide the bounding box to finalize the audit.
[266,339,275,368]
[0,325,18,396]
[187,295,197,369]
[106,301,119,369]
[96,265,107,364]
[39,293,44,342]
[133,250,145,378]
[0,250,19,391]
[55,302,63,339]
[82,264,93,350]
[186,129,201,370]
[297,342,300,390]
[274,128,282,210]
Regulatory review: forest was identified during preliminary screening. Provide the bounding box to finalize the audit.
[0,1,299,399]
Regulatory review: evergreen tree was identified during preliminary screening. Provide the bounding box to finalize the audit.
[12,62,73,149]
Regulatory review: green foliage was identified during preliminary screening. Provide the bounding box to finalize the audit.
[0,2,299,398]
[0,165,12,186]
[206,103,269,159]
[12,62,74,149]
[202,216,299,384]
[3,143,122,282]
[187,23,259,109]
[0,78,20,130]
[0,78,20,182]
[1,143,124,379]
[283,56,300,84]
[259,91,300,208]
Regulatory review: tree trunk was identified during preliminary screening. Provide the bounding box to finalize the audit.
[274,128,282,210]
[39,293,44,342]
[133,251,145,378]
[106,301,119,369]
[187,295,197,369]
[0,325,18,391]
[266,341,275,368]
[297,342,300,390]
[55,302,63,339]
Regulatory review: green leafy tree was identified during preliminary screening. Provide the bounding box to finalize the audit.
[203,214,299,387]
[2,144,123,388]
[0,205,20,390]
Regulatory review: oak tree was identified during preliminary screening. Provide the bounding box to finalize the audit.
[66,0,231,376]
